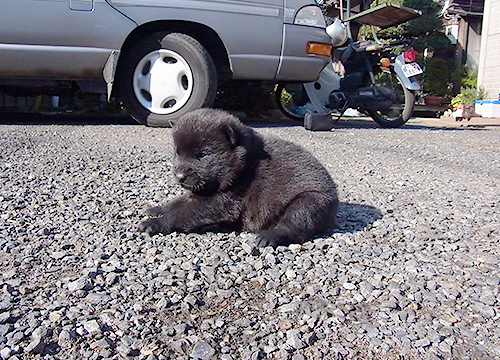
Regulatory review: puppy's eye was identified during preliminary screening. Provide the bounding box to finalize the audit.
[195,150,209,159]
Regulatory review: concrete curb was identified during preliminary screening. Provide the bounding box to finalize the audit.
[438,116,500,125]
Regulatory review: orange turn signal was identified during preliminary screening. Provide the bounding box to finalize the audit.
[306,42,333,56]
[380,58,391,67]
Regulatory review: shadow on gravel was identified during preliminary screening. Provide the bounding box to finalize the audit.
[333,202,383,234]
[399,123,499,131]
[331,119,498,131]
[2,111,498,130]
[249,116,499,131]
[0,112,138,125]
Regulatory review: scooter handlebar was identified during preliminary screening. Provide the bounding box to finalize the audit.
[354,39,411,53]
[387,39,412,47]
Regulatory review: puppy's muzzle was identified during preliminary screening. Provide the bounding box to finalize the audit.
[174,165,193,184]
[175,172,188,182]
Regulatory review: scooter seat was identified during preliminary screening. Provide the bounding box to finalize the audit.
[334,42,385,62]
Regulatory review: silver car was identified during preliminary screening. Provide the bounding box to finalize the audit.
[0,0,332,126]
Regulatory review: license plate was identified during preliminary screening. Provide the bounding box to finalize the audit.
[401,62,423,77]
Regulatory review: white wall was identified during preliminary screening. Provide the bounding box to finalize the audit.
[478,0,500,99]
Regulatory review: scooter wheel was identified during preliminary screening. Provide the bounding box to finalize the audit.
[367,73,415,128]
[275,83,311,121]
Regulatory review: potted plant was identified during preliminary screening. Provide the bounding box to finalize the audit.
[449,69,487,119]
[421,56,454,106]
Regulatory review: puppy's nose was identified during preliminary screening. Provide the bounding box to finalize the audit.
[175,172,187,182]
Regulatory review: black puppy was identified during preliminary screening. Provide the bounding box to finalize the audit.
[140,109,338,248]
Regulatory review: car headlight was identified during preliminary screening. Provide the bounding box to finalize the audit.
[294,6,326,28]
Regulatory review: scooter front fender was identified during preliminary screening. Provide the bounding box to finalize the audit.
[303,62,342,113]
[393,54,421,91]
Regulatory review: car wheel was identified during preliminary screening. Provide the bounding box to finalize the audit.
[121,32,217,127]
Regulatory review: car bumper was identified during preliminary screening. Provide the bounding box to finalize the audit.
[275,24,331,82]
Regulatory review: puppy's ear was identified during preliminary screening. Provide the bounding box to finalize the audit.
[221,122,240,147]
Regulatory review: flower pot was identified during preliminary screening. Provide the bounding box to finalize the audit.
[424,95,444,107]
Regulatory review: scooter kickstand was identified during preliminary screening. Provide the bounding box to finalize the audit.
[335,101,350,122]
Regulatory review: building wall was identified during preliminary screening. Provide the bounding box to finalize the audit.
[478,0,500,99]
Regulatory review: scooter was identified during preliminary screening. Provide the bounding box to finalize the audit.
[276,4,423,129]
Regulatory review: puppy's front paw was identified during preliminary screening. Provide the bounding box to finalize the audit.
[138,217,166,235]
[256,230,281,249]
[145,205,165,216]
[255,230,297,251]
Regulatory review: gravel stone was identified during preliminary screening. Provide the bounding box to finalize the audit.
[24,338,45,354]
[0,347,11,360]
[414,338,431,348]
[67,277,91,292]
[286,329,306,350]
[58,329,74,349]
[82,320,101,335]
[0,326,11,337]
[190,340,216,360]
[0,116,499,359]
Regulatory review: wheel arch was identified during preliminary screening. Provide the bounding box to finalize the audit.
[111,20,232,98]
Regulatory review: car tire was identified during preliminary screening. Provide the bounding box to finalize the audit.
[120,32,218,127]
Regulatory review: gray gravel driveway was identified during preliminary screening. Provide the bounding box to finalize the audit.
[0,114,499,360]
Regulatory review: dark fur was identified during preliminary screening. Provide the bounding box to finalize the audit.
[139,109,338,248]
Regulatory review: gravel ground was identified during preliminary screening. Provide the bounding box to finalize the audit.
[0,114,499,360]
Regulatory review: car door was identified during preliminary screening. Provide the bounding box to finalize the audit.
[107,0,285,80]
[0,0,136,79]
